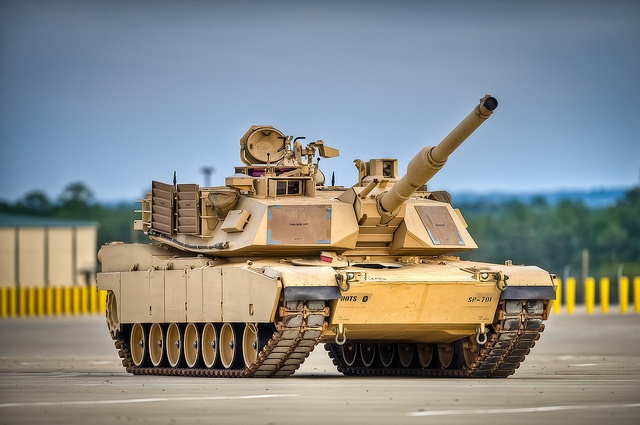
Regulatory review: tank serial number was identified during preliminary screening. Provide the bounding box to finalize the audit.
[468,294,494,304]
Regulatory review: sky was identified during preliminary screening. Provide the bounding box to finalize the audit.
[1,0,639,203]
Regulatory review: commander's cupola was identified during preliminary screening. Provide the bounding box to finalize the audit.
[229,126,339,198]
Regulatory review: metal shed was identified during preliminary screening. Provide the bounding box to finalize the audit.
[0,214,98,288]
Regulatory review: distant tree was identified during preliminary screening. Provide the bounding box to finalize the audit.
[59,182,95,205]
[56,182,96,218]
[591,187,640,271]
[531,195,548,208]
[596,221,627,262]
[16,190,53,215]
[546,200,591,274]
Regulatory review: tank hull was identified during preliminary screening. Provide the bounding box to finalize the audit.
[97,242,555,377]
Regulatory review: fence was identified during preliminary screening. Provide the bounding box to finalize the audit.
[0,286,106,318]
[553,276,640,314]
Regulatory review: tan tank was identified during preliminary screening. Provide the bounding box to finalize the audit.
[97,95,557,377]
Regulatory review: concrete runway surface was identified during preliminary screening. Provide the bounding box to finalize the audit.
[1,311,639,425]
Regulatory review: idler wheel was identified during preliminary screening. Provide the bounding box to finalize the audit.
[201,323,218,368]
[417,344,434,368]
[184,323,201,368]
[166,323,183,368]
[463,336,480,368]
[149,323,165,367]
[129,323,147,367]
[106,292,120,339]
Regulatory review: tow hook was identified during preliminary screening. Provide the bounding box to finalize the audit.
[333,323,348,345]
[475,323,488,345]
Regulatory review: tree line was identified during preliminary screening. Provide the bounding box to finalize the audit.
[2,182,639,283]
[457,187,640,284]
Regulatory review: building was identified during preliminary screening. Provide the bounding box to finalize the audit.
[0,214,98,288]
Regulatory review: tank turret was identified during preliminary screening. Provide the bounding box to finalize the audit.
[377,95,497,220]
[97,94,556,380]
[128,95,497,257]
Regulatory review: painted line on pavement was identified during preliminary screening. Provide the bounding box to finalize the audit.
[0,394,299,408]
[407,402,640,417]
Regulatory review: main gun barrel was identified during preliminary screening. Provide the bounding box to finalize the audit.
[378,95,498,217]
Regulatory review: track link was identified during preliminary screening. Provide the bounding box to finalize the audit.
[326,299,546,378]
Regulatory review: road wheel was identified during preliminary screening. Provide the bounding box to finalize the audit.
[342,343,359,367]
[166,323,183,368]
[202,323,217,368]
[360,343,377,368]
[220,323,242,369]
[130,323,147,367]
[149,323,164,367]
[379,343,396,368]
[398,343,415,368]
[417,344,434,368]
[184,323,200,368]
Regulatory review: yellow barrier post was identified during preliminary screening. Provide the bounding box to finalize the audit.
[72,286,81,316]
[553,278,562,314]
[0,287,7,318]
[566,277,576,314]
[89,285,96,314]
[64,287,72,316]
[46,287,54,316]
[36,287,45,316]
[27,287,36,317]
[55,287,63,315]
[9,287,17,317]
[619,276,629,314]
[80,286,89,314]
[634,277,640,314]
[18,287,27,317]
[98,290,107,314]
[600,277,610,314]
[585,277,595,314]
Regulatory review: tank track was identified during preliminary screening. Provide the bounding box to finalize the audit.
[326,299,546,378]
[107,300,327,377]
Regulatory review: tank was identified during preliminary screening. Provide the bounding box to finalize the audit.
[97,94,557,377]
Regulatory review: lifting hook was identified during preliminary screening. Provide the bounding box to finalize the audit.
[336,272,351,292]
[496,272,509,291]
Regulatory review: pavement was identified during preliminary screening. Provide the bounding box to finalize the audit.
[0,310,639,424]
